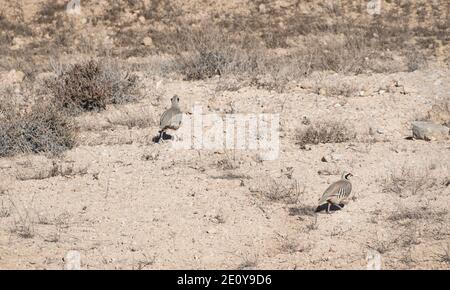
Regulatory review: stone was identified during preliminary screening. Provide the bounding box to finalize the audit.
[330,153,343,161]
[64,250,81,270]
[5,70,25,84]
[258,4,267,13]
[412,121,449,141]
[142,36,153,46]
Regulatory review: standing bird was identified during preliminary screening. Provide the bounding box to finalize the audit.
[317,172,353,214]
[155,95,182,143]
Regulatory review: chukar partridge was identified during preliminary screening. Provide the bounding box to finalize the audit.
[156,95,182,142]
[317,172,353,213]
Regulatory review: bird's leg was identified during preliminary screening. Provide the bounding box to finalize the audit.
[157,131,164,143]
[334,204,343,210]
[327,202,331,214]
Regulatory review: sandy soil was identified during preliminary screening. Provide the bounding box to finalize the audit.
[0,0,449,270]
[1,63,449,269]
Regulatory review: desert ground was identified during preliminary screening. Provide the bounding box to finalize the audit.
[0,0,449,269]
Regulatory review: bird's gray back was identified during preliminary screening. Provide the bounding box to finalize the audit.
[160,107,182,130]
[318,180,352,204]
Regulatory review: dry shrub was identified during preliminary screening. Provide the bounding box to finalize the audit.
[404,47,428,72]
[175,26,260,80]
[438,244,450,265]
[0,6,31,37]
[313,77,361,98]
[305,32,371,74]
[35,1,66,24]
[382,167,437,197]
[426,99,450,126]
[0,103,76,157]
[387,206,447,224]
[296,121,355,147]
[260,178,302,204]
[141,0,181,22]
[46,59,138,114]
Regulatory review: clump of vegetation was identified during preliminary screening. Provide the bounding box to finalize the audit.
[0,102,76,157]
[387,206,447,224]
[35,1,66,24]
[0,11,32,38]
[425,100,450,126]
[296,121,355,148]
[46,59,138,114]
[141,0,181,22]
[260,178,302,204]
[175,26,260,80]
[382,167,438,197]
[437,244,450,265]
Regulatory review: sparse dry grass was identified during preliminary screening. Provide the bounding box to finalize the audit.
[0,200,11,218]
[313,78,362,98]
[382,167,439,197]
[35,1,66,24]
[296,121,355,148]
[216,151,240,170]
[288,205,317,218]
[9,199,35,239]
[437,244,450,265]
[425,99,450,126]
[236,253,259,270]
[260,178,302,204]
[175,25,260,81]
[387,206,447,224]
[16,161,90,181]
[276,233,311,254]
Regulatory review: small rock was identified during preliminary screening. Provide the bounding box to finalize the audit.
[142,36,153,46]
[376,129,384,134]
[258,4,267,13]
[412,121,449,141]
[321,156,328,162]
[5,70,25,84]
[64,250,81,270]
[330,153,343,161]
